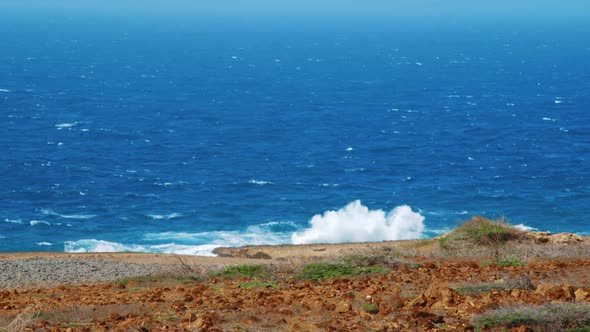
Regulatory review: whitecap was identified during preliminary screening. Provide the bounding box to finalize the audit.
[150,244,219,256]
[3,218,23,224]
[0,88,11,92]
[148,212,182,220]
[36,242,53,246]
[41,209,96,219]
[30,220,51,226]
[142,221,296,255]
[64,239,219,256]
[542,117,556,121]
[64,239,147,253]
[55,122,77,129]
[346,147,354,151]
[145,221,295,246]
[249,179,273,185]
[513,224,536,231]
[344,168,366,172]
[292,200,425,244]
[426,228,452,236]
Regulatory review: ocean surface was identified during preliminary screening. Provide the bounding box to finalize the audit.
[1,10,589,254]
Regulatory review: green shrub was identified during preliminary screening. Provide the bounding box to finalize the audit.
[361,303,379,314]
[493,255,524,267]
[298,262,384,282]
[439,217,524,258]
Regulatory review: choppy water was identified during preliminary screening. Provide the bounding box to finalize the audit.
[1,11,589,254]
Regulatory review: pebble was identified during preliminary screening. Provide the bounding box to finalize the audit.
[0,258,173,289]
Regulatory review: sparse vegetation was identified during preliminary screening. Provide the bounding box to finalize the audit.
[361,302,379,314]
[215,264,270,279]
[439,216,525,258]
[298,262,384,281]
[0,220,588,331]
[474,303,590,331]
[455,275,534,295]
[565,327,590,332]
[493,255,525,267]
[3,307,39,332]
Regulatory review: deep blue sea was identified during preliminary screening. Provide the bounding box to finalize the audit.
[1,10,589,254]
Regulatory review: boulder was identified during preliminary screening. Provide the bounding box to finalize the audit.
[550,233,584,244]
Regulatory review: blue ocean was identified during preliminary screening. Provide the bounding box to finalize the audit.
[1,4,589,254]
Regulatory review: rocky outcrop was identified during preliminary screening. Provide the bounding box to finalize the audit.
[407,283,462,309]
[212,247,272,259]
[529,231,585,244]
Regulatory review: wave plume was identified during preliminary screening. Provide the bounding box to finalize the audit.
[292,200,425,244]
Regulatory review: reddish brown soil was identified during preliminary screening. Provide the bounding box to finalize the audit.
[1,239,589,331]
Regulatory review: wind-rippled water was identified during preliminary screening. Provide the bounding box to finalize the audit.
[1,12,589,254]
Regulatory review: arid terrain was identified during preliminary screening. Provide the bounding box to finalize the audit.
[1,218,589,331]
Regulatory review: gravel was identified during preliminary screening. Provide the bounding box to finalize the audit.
[0,258,174,289]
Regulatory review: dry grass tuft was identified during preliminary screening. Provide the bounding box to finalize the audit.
[3,306,39,332]
[474,302,590,331]
[438,216,526,258]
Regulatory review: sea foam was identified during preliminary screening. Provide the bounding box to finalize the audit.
[292,200,425,244]
[3,218,23,224]
[64,239,147,253]
[249,179,273,185]
[30,220,51,226]
[41,209,96,219]
[147,212,182,220]
[65,221,297,256]
[55,122,77,129]
[65,239,228,256]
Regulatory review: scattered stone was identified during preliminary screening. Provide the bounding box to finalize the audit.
[335,301,352,313]
[575,288,590,301]
[407,283,461,309]
[535,284,576,301]
[550,233,584,244]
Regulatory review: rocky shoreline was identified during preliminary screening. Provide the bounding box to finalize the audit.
[0,223,589,331]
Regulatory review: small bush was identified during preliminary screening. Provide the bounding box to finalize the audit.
[215,264,269,279]
[455,275,534,295]
[361,303,379,314]
[298,262,384,282]
[474,303,590,331]
[493,255,524,267]
[439,217,524,258]
[462,217,521,245]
